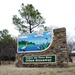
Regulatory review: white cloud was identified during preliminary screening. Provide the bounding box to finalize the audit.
[19,36,28,39]
[34,35,38,38]
[47,32,50,35]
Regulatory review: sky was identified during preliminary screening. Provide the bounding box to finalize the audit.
[0,0,75,38]
[19,32,51,44]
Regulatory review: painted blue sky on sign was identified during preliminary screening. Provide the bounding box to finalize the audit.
[19,32,51,44]
[18,32,53,53]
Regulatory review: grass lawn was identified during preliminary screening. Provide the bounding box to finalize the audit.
[0,62,75,75]
[18,44,35,48]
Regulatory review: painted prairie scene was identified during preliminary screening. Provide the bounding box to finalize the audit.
[18,32,53,53]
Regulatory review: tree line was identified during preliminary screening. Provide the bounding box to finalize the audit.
[0,29,17,65]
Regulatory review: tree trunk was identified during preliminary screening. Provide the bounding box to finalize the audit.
[8,57,11,64]
[0,58,1,65]
[0,50,1,65]
[30,24,32,33]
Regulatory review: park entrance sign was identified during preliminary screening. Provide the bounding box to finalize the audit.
[23,55,56,63]
[16,27,69,67]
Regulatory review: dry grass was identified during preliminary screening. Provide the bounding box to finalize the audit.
[0,62,75,75]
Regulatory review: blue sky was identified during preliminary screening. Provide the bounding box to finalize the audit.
[19,32,52,44]
[0,0,75,38]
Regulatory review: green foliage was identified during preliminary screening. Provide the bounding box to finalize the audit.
[44,26,49,31]
[12,3,45,33]
[19,41,35,45]
[39,42,50,50]
[0,29,17,62]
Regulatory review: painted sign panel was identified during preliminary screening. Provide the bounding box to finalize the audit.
[17,32,53,53]
[23,55,56,63]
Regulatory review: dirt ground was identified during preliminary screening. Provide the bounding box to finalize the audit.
[0,63,75,75]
